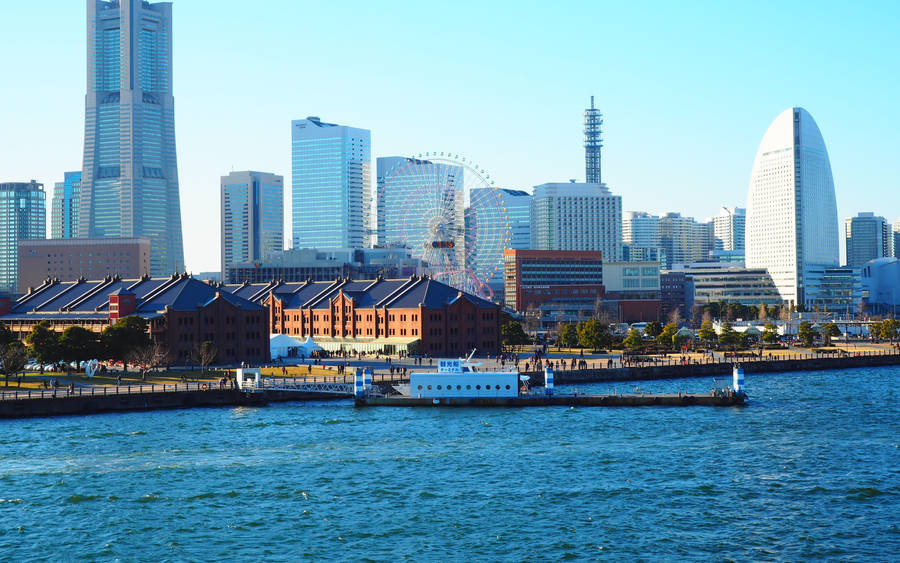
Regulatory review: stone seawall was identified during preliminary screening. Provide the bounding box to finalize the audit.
[527,352,900,385]
[0,390,263,420]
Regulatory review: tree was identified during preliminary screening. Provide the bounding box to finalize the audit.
[718,322,741,347]
[758,302,769,321]
[823,322,841,338]
[657,322,679,350]
[558,323,578,349]
[880,319,900,341]
[0,342,27,387]
[128,342,169,381]
[0,322,15,347]
[643,321,662,339]
[622,328,643,350]
[501,321,530,350]
[701,309,713,325]
[698,320,717,343]
[577,319,610,351]
[193,341,218,375]
[762,322,779,344]
[101,316,151,368]
[798,321,815,347]
[26,321,61,366]
[59,326,100,364]
[667,308,683,327]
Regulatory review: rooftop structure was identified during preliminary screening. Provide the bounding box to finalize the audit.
[584,96,603,183]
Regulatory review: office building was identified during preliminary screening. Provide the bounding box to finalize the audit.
[292,117,370,250]
[666,265,782,308]
[746,107,839,306]
[50,171,82,239]
[0,181,46,295]
[466,188,529,298]
[860,258,900,315]
[18,237,150,292]
[79,0,184,276]
[220,171,284,280]
[894,219,900,259]
[660,271,694,321]
[713,207,745,252]
[845,212,891,267]
[659,213,713,268]
[805,266,862,314]
[225,247,423,284]
[530,182,622,261]
[0,274,269,364]
[497,189,531,250]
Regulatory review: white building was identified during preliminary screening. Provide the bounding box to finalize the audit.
[713,207,745,252]
[530,182,622,261]
[746,107,839,306]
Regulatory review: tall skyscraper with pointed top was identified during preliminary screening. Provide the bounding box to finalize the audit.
[746,107,839,306]
[584,96,603,183]
[78,0,184,276]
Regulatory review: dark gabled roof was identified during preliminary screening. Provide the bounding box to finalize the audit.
[221,276,497,311]
[1,275,264,322]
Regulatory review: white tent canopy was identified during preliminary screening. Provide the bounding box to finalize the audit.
[270,334,303,359]
[300,336,323,353]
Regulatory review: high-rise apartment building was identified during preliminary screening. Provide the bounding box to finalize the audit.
[845,212,890,267]
[0,181,46,294]
[746,107,839,306]
[530,182,622,261]
[79,0,184,276]
[51,171,82,239]
[623,211,665,264]
[584,96,603,183]
[291,117,370,250]
[894,219,900,259]
[658,213,713,269]
[220,171,284,280]
[713,207,745,252]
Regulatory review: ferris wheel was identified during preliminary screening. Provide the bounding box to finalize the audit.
[377,153,510,300]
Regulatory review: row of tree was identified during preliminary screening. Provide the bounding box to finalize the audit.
[0,317,219,384]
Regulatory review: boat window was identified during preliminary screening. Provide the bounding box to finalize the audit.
[466,385,471,390]
[456,385,461,390]
[417,385,423,390]
[505,385,511,390]
[427,385,432,390]
[476,385,481,390]
[437,385,442,390]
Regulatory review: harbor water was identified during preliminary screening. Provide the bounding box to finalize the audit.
[1,367,898,561]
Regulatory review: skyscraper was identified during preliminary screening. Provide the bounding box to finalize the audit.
[530,182,621,261]
[291,117,370,250]
[746,107,839,306]
[51,171,82,239]
[584,96,603,183]
[845,212,890,266]
[0,181,46,294]
[713,207,746,252]
[79,0,184,276]
[658,213,712,268]
[894,219,900,259]
[220,171,284,280]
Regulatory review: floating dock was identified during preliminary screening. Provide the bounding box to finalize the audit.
[356,391,745,408]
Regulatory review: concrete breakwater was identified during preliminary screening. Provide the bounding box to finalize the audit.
[0,387,348,420]
[529,350,900,386]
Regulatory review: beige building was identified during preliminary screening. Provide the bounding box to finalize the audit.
[17,238,150,293]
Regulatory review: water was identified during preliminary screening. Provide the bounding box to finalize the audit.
[1,367,898,561]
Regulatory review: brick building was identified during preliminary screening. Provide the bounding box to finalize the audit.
[224,275,501,356]
[0,273,268,364]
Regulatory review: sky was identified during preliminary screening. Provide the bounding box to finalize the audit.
[1,0,899,272]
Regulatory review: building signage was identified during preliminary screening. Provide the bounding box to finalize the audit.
[438,359,461,373]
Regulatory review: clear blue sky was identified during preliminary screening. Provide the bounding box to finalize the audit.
[2,0,898,272]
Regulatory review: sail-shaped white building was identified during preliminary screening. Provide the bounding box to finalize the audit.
[746,107,839,307]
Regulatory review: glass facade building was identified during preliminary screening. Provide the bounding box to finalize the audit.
[51,171,82,239]
[530,182,622,261]
[0,181,46,294]
[220,171,284,280]
[79,0,184,276]
[746,107,839,306]
[291,117,370,250]
[845,212,891,267]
